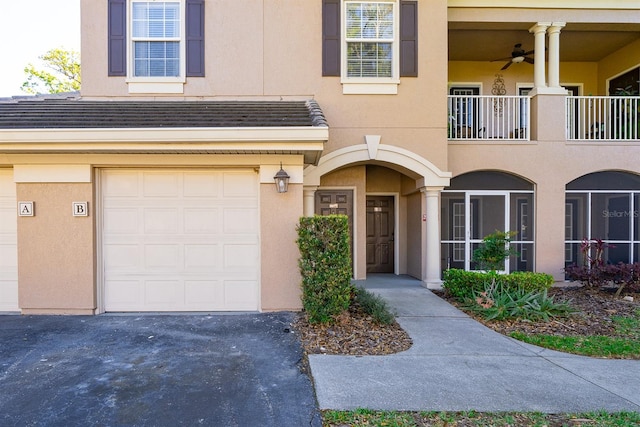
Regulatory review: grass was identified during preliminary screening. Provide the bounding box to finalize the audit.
[510,308,640,358]
[322,410,640,426]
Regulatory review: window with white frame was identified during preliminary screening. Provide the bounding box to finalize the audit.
[131,1,183,78]
[345,2,394,78]
[342,1,399,93]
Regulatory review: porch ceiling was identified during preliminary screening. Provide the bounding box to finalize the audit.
[449,22,640,63]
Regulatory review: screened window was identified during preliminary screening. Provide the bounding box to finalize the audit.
[441,171,535,274]
[131,1,181,78]
[345,2,394,78]
[565,171,640,268]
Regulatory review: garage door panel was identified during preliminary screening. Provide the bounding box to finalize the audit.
[103,169,259,312]
[104,244,140,269]
[105,280,143,308]
[184,208,219,233]
[144,173,179,197]
[225,281,259,310]
[144,280,182,305]
[185,244,219,269]
[185,280,223,308]
[223,172,259,197]
[102,171,140,197]
[223,208,258,233]
[0,169,18,311]
[104,208,138,233]
[184,173,220,197]
[144,208,179,234]
[224,245,259,269]
[144,245,180,269]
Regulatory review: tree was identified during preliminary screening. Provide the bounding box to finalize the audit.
[472,230,519,271]
[21,48,81,94]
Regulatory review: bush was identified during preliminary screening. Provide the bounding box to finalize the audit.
[565,262,640,296]
[297,215,353,323]
[463,281,574,321]
[472,230,518,271]
[353,287,395,325]
[442,268,553,301]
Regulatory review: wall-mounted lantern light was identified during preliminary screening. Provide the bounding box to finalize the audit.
[273,163,290,193]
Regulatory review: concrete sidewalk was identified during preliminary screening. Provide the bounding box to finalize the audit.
[309,275,640,412]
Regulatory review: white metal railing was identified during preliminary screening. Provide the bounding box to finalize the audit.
[567,96,640,141]
[447,95,530,141]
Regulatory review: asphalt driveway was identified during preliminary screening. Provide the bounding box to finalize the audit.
[0,313,321,427]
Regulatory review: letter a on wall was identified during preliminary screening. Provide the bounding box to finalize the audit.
[18,201,34,216]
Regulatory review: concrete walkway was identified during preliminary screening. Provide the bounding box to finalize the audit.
[309,275,640,412]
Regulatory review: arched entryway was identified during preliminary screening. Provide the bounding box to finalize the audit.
[304,142,451,285]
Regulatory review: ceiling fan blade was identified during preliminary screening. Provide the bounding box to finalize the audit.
[523,57,534,64]
[523,50,535,56]
[501,61,512,70]
[491,56,513,62]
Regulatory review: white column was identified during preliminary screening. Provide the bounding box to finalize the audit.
[422,187,443,289]
[303,186,317,217]
[529,23,550,90]
[547,22,566,89]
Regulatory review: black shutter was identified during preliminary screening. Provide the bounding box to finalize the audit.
[186,0,205,77]
[400,1,418,77]
[322,0,340,76]
[108,0,126,76]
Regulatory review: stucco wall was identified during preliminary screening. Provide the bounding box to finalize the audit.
[260,183,303,311]
[17,183,96,314]
[80,0,451,172]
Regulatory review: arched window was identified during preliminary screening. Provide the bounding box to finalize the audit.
[565,171,640,267]
[441,171,535,274]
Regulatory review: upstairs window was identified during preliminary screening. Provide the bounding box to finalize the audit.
[322,0,417,95]
[131,1,181,78]
[345,2,394,79]
[108,0,205,93]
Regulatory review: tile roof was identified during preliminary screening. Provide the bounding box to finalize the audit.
[0,98,328,129]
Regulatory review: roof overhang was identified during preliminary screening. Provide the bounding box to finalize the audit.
[0,126,328,165]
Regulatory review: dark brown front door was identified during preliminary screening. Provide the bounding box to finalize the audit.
[366,196,394,273]
[315,190,354,260]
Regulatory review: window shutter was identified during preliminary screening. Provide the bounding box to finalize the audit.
[322,0,340,77]
[186,0,205,77]
[108,0,127,76]
[400,1,418,77]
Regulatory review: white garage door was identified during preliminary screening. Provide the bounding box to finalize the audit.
[102,169,260,312]
[0,169,19,312]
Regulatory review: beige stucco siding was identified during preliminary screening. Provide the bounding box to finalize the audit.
[17,183,96,314]
[260,183,304,311]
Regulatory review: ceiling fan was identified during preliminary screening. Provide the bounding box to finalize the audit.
[492,43,534,70]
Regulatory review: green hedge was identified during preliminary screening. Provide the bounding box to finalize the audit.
[297,215,353,323]
[442,269,554,300]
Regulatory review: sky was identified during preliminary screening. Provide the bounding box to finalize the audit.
[0,0,80,97]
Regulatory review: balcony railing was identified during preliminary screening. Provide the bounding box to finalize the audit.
[448,95,530,141]
[567,96,640,141]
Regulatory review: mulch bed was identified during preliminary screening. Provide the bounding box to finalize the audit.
[292,286,639,358]
[293,300,413,355]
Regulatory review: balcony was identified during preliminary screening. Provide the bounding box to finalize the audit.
[448,95,530,141]
[566,96,640,141]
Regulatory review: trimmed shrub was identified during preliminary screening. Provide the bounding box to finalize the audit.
[297,215,353,323]
[442,268,554,301]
